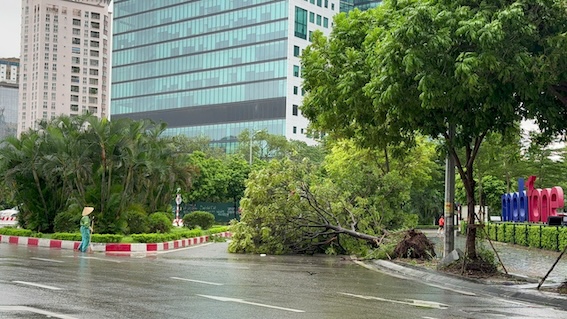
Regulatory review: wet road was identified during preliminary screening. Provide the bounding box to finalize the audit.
[0,242,565,319]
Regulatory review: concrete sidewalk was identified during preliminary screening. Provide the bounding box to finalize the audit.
[357,229,567,311]
[425,229,567,283]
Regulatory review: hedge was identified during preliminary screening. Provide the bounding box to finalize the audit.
[0,228,41,237]
[51,232,123,243]
[461,221,567,252]
[5,225,229,244]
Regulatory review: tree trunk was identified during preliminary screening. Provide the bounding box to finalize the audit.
[465,161,477,259]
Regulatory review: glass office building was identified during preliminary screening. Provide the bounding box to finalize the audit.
[340,0,382,12]
[111,0,336,152]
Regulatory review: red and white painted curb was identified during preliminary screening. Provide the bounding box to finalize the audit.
[0,231,231,253]
[0,217,17,221]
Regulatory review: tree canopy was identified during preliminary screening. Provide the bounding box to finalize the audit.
[301,0,567,259]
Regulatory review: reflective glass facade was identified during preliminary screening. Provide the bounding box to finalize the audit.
[340,0,382,12]
[0,83,19,140]
[111,0,335,151]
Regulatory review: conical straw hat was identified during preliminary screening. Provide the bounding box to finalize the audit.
[82,207,94,216]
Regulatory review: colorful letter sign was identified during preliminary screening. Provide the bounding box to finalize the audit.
[501,176,564,223]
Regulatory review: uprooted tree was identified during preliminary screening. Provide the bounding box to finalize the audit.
[229,138,439,256]
[301,0,567,261]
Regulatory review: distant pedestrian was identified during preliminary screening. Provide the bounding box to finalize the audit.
[438,215,445,236]
[78,207,94,252]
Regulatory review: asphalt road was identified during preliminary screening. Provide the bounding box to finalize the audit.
[0,241,565,319]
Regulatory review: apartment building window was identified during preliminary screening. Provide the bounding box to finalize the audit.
[52,83,56,90]
[72,56,80,64]
[310,12,315,23]
[71,85,79,92]
[293,86,299,95]
[294,7,307,40]
[91,12,100,20]
[52,73,57,81]
[293,65,300,77]
[89,88,98,95]
[51,102,55,109]
[71,76,79,83]
[293,126,297,134]
[44,62,49,70]
[53,44,57,52]
[325,0,328,8]
[88,97,98,104]
[91,21,100,29]
[317,0,322,6]
[90,41,99,48]
[292,105,299,116]
[89,69,98,76]
[73,28,80,35]
[90,59,98,67]
[71,95,79,102]
[52,64,56,71]
[317,15,322,26]
[52,54,57,61]
[324,17,329,28]
[72,38,80,45]
[51,93,56,100]
[89,78,98,85]
[91,31,99,38]
[294,46,300,57]
[90,50,99,57]
[43,82,48,90]
[72,19,80,26]
[71,104,79,112]
[71,66,80,73]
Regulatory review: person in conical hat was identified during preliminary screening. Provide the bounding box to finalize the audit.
[78,207,94,252]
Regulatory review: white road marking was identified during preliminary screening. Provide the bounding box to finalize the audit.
[0,306,78,319]
[12,281,62,290]
[171,277,223,286]
[79,256,122,263]
[197,294,305,313]
[30,257,63,263]
[339,292,449,309]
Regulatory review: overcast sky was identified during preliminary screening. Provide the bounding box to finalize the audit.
[0,1,113,58]
[0,0,22,58]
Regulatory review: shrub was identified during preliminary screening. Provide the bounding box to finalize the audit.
[148,212,172,233]
[54,210,81,233]
[0,227,36,237]
[51,232,82,241]
[125,209,149,234]
[183,211,215,230]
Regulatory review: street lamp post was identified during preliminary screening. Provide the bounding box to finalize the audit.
[175,188,182,226]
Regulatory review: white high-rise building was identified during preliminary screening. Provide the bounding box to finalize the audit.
[0,58,20,84]
[18,0,112,135]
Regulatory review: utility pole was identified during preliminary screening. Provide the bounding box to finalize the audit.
[443,124,455,258]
